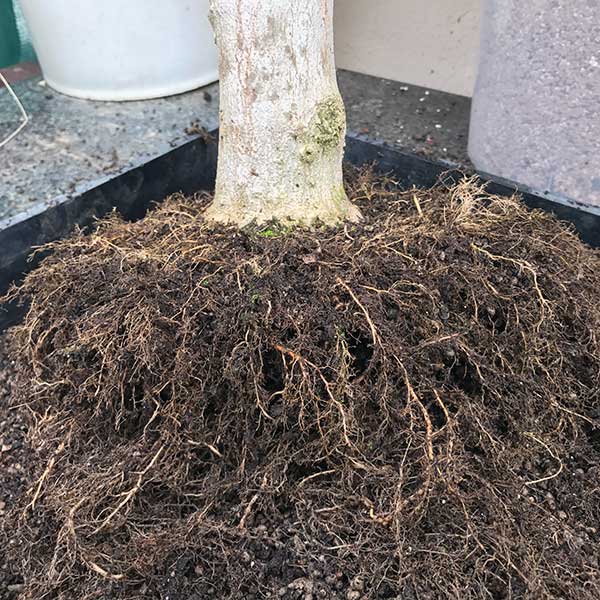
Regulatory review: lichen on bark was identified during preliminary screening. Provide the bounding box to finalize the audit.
[310,94,346,150]
[300,95,346,164]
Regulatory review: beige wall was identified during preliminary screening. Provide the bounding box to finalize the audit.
[334,0,480,97]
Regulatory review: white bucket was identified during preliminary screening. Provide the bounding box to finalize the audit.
[19,0,218,101]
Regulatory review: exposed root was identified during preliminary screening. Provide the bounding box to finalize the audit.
[25,441,65,512]
[94,444,165,533]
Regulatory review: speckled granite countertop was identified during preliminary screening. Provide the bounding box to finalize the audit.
[0,69,472,222]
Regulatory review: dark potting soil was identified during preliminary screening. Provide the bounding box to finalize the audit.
[0,339,29,600]
[1,167,600,599]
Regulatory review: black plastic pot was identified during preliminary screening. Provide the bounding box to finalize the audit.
[1,132,599,332]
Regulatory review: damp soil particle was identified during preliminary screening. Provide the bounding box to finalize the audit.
[0,340,29,600]
[1,168,600,599]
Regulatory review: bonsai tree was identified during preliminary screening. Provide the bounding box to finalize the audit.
[206,0,360,225]
[10,2,600,598]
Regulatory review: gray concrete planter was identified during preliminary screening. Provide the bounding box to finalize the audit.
[469,0,600,208]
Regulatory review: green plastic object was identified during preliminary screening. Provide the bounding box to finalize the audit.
[0,0,35,68]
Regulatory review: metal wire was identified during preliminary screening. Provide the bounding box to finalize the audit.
[0,70,29,148]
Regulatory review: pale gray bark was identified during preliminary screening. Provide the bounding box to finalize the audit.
[206,0,360,225]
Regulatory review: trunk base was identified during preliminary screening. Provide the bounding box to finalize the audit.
[205,186,361,226]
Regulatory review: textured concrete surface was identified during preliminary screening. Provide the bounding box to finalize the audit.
[0,78,219,221]
[469,0,600,208]
[0,70,471,222]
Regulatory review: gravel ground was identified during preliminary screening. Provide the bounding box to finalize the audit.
[338,69,471,167]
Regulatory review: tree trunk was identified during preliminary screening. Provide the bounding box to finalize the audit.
[206,0,360,226]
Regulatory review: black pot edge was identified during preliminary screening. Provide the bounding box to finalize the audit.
[0,136,218,331]
[1,132,599,332]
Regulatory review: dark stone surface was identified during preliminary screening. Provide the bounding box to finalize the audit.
[338,69,472,168]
